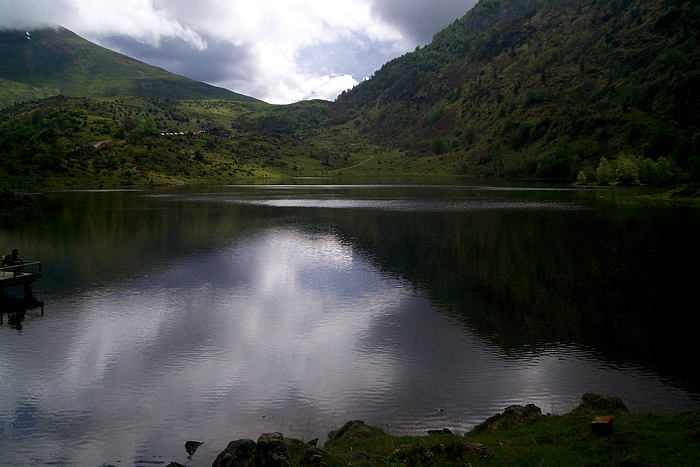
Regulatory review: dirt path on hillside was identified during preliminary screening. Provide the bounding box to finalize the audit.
[331,155,375,173]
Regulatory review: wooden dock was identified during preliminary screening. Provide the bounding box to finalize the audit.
[1,261,44,322]
[1,261,43,291]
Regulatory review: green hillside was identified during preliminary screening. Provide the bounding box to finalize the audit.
[0,96,387,189]
[0,26,257,106]
[2,0,700,189]
[331,0,700,184]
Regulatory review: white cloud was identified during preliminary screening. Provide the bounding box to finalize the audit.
[312,74,361,100]
[74,0,208,49]
[0,0,474,103]
[123,0,405,103]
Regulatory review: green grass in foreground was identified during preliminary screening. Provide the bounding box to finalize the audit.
[212,398,700,467]
[319,413,699,466]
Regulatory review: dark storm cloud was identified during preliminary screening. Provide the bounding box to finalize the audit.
[100,34,254,85]
[372,0,477,44]
[295,33,401,82]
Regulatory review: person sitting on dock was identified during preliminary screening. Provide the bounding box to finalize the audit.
[3,249,22,266]
[2,249,23,274]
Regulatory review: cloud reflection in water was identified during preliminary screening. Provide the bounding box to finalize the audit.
[7,227,407,464]
[1,222,697,466]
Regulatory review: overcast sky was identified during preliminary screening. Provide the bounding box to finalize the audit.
[0,0,476,104]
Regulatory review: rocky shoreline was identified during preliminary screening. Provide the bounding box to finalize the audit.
[164,394,631,467]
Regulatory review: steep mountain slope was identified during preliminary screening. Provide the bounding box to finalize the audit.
[0,26,258,107]
[332,0,700,182]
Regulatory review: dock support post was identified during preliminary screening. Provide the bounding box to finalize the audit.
[24,282,34,301]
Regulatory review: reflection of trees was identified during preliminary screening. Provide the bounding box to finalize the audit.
[5,189,698,393]
[4,191,260,290]
[330,205,700,392]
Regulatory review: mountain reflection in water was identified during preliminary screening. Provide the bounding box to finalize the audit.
[0,183,697,466]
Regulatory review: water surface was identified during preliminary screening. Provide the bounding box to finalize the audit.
[1,183,698,466]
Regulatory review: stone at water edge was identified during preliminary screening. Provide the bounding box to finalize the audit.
[329,419,382,439]
[427,428,453,435]
[577,393,629,413]
[212,438,256,467]
[255,432,289,467]
[472,403,543,432]
[301,446,328,466]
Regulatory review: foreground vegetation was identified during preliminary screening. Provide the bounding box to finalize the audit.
[321,415,699,466]
[207,395,699,467]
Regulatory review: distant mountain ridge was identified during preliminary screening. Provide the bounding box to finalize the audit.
[0,26,258,107]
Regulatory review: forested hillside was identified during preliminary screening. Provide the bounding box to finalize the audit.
[331,0,700,183]
[0,96,380,189]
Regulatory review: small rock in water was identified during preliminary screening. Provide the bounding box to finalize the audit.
[185,440,204,458]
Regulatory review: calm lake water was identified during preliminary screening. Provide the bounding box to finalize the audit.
[1,182,699,466]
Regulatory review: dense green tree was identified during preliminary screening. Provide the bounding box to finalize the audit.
[596,158,615,185]
[616,157,640,186]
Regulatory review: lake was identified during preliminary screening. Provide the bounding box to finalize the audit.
[1,182,698,466]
